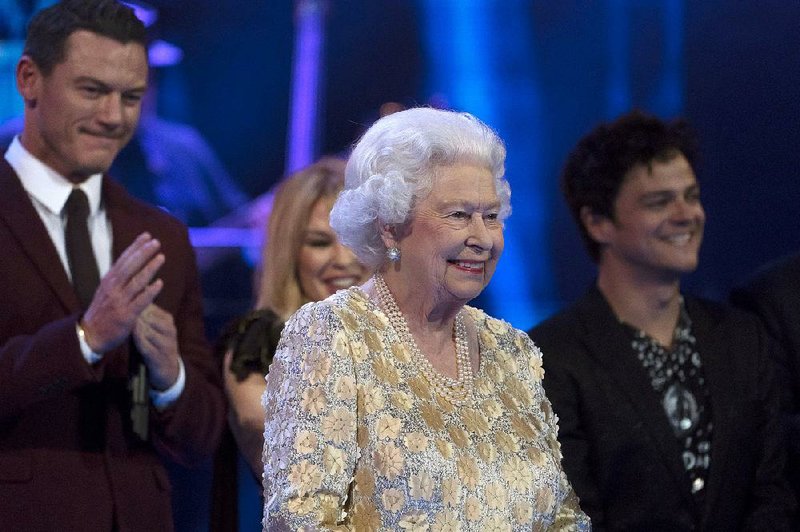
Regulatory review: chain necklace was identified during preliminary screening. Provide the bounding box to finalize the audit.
[373,274,474,406]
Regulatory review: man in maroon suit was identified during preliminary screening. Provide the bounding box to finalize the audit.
[0,1,225,530]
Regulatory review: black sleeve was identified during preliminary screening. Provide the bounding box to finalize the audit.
[215,309,284,381]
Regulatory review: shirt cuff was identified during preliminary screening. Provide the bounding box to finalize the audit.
[76,323,103,365]
[149,357,186,410]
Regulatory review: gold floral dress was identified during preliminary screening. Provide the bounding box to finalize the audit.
[262,287,590,531]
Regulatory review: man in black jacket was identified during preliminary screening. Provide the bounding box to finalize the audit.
[732,252,800,508]
[529,111,794,530]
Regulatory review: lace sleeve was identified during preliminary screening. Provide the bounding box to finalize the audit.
[518,333,592,531]
[261,302,358,531]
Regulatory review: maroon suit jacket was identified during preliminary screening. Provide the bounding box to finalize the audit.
[0,159,225,531]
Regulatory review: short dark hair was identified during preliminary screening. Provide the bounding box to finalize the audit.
[24,0,147,75]
[561,110,698,261]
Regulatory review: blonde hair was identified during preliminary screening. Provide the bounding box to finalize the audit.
[255,157,346,319]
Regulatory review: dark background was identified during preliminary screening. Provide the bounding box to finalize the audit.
[4,0,797,328]
[141,0,800,326]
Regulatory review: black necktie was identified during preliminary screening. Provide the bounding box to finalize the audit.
[64,189,100,309]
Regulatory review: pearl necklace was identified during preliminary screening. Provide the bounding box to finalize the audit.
[373,274,474,406]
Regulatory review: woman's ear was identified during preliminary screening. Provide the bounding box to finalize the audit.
[580,206,614,245]
[379,222,397,249]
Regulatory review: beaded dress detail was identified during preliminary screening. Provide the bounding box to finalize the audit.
[262,287,590,531]
[373,274,474,407]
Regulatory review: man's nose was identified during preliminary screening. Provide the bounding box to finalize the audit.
[96,93,124,126]
[672,198,703,223]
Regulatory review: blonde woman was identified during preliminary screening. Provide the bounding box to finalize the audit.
[220,158,370,475]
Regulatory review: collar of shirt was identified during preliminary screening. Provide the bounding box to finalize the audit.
[4,136,104,216]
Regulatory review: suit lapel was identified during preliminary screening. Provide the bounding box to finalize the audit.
[577,287,696,506]
[99,177,142,380]
[685,299,732,521]
[0,159,80,313]
[103,176,142,260]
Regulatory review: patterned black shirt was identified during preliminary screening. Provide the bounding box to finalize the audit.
[625,300,713,504]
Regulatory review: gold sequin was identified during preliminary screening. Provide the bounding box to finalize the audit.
[391,390,414,411]
[513,500,533,524]
[373,355,400,385]
[381,487,405,513]
[300,386,327,416]
[294,430,318,455]
[461,407,491,435]
[373,442,404,480]
[398,510,429,531]
[480,328,499,350]
[404,431,429,453]
[287,460,323,496]
[477,441,497,464]
[496,431,521,454]
[364,329,386,354]
[358,383,385,415]
[486,481,508,509]
[334,375,357,401]
[286,495,314,516]
[435,438,454,460]
[432,509,461,532]
[354,466,375,498]
[448,425,470,449]
[464,495,482,521]
[391,343,412,363]
[352,500,381,531]
[486,363,506,385]
[457,454,481,490]
[529,352,545,381]
[534,486,556,515]
[323,445,346,475]
[409,470,435,500]
[301,347,331,384]
[441,477,462,507]
[321,407,356,444]
[419,402,446,431]
[407,375,432,401]
[375,414,403,440]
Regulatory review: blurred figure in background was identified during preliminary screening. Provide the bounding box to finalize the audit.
[529,110,794,530]
[221,157,370,474]
[210,158,370,531]
[732,252,800,516]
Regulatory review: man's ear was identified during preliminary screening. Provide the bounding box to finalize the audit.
[16,56,41,108]
[580,206,614,245]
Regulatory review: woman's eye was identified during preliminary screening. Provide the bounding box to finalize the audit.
[305,239,332,248]
[450,211,468,219]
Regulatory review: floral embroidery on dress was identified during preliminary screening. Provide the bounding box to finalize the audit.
[262,287,591,530]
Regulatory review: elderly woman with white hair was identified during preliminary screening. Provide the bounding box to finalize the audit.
[261,108,590,530]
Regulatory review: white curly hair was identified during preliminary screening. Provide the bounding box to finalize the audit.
[330,107,510,268]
